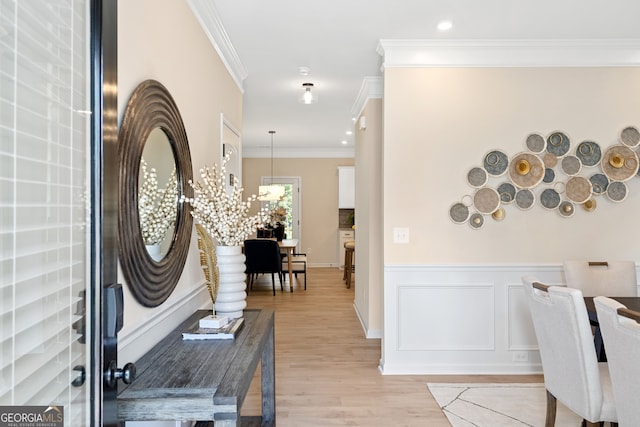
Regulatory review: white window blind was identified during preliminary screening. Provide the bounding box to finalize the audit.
[0,1,91,426]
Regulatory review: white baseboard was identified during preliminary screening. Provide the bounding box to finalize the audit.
[354,303,382,339]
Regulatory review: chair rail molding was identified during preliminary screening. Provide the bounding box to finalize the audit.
[377,39,640,68]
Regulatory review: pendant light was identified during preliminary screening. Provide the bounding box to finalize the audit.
[258,130,285,201]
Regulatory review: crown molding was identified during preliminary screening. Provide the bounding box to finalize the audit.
[351,76,383,118]
[187,0,247,92]
[243,145,354,159]
[377,39,640,68]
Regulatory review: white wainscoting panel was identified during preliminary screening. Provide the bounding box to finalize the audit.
[381,264,567,375]
[397,285,495,351]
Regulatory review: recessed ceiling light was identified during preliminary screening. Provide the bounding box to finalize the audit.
[341,140,348,145]
[346,130,353,135]
[437,20,453,31]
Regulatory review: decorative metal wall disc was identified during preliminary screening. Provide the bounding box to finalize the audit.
[449,202,470,224]
[515,188,535,210]
[473,187,500,214]
[492,207,506,221]
[565,176,592,204]
[589,173,609,194]
[483,150,509,176]
[508,152,544,188]
[467,167,488,187]
[546,131,571,157]
[582,198,597,212]
[497,182,516,203]
[620,126,640,148]
[558,201,575,218]
[601,145,639,181]
[526,133,546,153]
[543,168,555,183]
[540,188,561,210]
[469,213,484,229]
[607,181,628,202]
[561,155,582,176]
[543,153,558,168]
[576,141,601,166]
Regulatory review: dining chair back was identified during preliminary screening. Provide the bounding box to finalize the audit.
[244,239,283,296]
[595,296,640,427]
[521,275,617,426]
[563,260,637,297]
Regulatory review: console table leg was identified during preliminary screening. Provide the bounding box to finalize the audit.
[261,324,276,426]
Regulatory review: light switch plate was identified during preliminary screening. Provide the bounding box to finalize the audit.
[393,227,410,243]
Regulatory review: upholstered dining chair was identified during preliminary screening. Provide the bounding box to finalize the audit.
[282,253,307,290]
[244,239,283,296]
[521,275,618,427]
[594,297,640,427]
[563,260,637,297]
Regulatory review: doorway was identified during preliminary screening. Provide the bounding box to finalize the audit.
[261,177,301,250]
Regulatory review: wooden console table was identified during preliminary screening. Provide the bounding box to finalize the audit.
[118,309,275,426]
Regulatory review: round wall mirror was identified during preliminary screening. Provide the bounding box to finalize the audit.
[118,79,193,307]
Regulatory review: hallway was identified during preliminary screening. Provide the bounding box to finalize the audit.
[242,267,449,426]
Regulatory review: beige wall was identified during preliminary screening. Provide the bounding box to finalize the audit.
[243,157,355,266]
[383,67,640,265]
[118,0,243,362]
[354,99,383,336]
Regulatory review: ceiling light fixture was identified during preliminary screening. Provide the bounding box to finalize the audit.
[437,20,453,31]
[299,82,318,105]
[258,130,285,201]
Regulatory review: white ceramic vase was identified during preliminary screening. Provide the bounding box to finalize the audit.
[145,244,162,262]
[214,245,247,319]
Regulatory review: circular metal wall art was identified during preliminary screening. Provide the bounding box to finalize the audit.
[492,207,506,221]
[543,152,558,168]
[558,201,575,218]
[483,150,509,176]
[546,131,571,157]
[469,213,485,229]
[589,173,609,195]
[515,188,535,210]
[583,198,597,212]
[601,145,639,181]
[540,188,561,210]
[576,140,602,166]
[467,166,488,187]
[561,155,582,176]
[497,182,517,203]
[620,126,640,148]
[526,133,546,153]
[449,202,470,224]
[543,167,555,183]
[607,181,628,202]
[565,176,592,204]
[508,152,544,188]
[473,187,500,214]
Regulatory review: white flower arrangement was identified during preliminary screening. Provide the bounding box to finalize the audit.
[181,154,269,246]
[138,158,178,245]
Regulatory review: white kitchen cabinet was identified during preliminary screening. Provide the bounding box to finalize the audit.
[338,166,355,208]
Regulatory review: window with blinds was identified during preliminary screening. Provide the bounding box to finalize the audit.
[0,1,91,426]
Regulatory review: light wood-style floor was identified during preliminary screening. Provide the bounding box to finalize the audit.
[242,267,541,426]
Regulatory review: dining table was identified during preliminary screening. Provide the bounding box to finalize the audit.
[278,239,299,292]
[583,296,640,362]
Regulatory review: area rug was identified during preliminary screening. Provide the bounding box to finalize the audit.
[427,383,583,426]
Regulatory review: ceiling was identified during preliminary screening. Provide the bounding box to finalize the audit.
[195,0,640,157]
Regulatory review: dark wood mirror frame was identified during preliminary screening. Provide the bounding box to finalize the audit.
[118,79,193,307]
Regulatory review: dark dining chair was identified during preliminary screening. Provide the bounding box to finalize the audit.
[244,239,283,296]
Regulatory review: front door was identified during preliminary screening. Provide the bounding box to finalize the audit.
[0,1,118,425]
